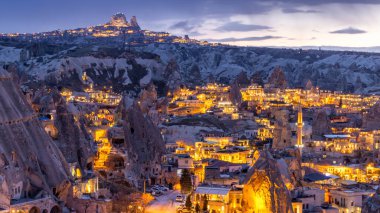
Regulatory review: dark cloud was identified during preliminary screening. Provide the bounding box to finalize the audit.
[330,27,367,34]
[282,8,320,13]
[206,36,283,42]
[169,21,195,32]
[215,21,272,32]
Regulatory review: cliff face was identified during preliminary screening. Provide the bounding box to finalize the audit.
[120,100,165,187]
[32,90,95,169]
[0,68,69,203]
[242,151,294,213]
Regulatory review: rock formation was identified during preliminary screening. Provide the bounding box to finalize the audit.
[305,80,313,90]
[0,68,70,203]
[130,16,140,28]
[251,72,264,86]
[242,151,294,213]
[363,102,380,130]
[268,67,287,89]
[274,148,303,189]
[234,71,250,87]
[229,82,242,105]
[32,90,95,170]
[272,110,293,149]
[312,110,331,138]
[137,83,158,114]
[119,99,165,188]
[108,13,128,27]
[163,60,182,90]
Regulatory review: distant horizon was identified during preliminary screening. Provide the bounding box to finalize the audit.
[1,0,380,50]
[2,15,380,53]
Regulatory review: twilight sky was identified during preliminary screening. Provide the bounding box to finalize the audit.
[1,0,380,48]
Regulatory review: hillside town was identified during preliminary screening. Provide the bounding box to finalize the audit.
[3,67,379,212]
[0,13,216,47]
[1,6,380,213]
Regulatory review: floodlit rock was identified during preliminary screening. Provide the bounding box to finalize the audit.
[108,13,129,27]
[242,151,294,213]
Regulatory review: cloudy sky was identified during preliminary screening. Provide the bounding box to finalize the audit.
[1,0,379,48]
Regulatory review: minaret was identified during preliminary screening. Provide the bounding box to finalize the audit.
[296,104,303,157]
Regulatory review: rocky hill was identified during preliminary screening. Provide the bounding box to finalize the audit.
[3,35,380,96]
[2,42,380,95]
[136,43,380,94]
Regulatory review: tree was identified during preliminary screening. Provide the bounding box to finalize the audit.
[180,169,192,194]
[185,195,192,210]
[195,203,201,213]
[202,194,208,211]
[141,193,155,209]
[165,171,180,190]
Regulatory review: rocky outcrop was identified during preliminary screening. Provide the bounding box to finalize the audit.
[312,110,331,138]
[0,68,70,202]
[229,82,242,105]
[108,13,128,27]
[137,83,158,114]
[274,148,303,189]
[267,67,287,89]
[272,110,292,149]
[119,99,165,188]
[186,64,202,85]
[234,71,250,87]
[242,151,294,213]
[54,98,94,168]
[363,102,380,130]
[32,90,95,170]
[163,60,182,90]
[130,16,140,28]
[251,72,264,86]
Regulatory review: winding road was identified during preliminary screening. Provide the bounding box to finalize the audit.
[146,190,182,213]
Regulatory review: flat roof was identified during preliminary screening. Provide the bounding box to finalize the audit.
[195,186,231,195]
[324,134,351,139]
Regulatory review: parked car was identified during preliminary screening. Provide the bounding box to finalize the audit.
[175,195,185,202]
[151,189,162,196]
